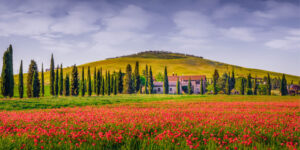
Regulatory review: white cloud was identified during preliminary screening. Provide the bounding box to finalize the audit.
[265,37,300,51]
[213,4,244,19]
[221,27,256,42]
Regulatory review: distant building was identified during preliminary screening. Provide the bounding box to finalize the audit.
[153,75,206,94]
[288,84,300,95]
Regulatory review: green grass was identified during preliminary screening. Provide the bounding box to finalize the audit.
[0,95,298,111]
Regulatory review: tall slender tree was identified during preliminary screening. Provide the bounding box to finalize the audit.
[50,54,55,96]
[87,66,92,96]
[134,61,141,93]
[230,70,235,91]
[125,64,134,94]
[81,67,85,96]
[225,76,230,95]
[71,65,79,96]
[240,78,245,95]
[145,65,148,94]
[41,63,44,97]
[94,67,97,94]
[32,70,40,98]
[96,69,101,95]
[200,78,204,95]
[246,74,253,95]
[101,78,105,95]
[64,74,70,96]
[188,78,192,94]
[148,66,154,94]
[18,60,24,98]
[107,71,111,95]
[27,60,39,98]
[113,75,117,95]
[253,77,258,95]
[280,74,288,96]
[1,45,14,97]
[213,69,219,95]
[267,73,272,95]
[163,66,169,94]
[59,64,63,95]
[117,69,123,93]
[176,78,180,94]
[55,65,59,96]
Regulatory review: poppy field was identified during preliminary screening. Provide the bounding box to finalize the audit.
[0,95,299,149]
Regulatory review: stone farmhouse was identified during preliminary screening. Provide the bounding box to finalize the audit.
[153,75,206,94]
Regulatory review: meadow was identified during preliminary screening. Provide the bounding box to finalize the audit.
[0,95,299,149]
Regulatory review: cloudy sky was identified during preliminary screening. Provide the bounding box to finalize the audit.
[0,0,299,75]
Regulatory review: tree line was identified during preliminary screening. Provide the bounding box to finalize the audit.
[1,45,291,98]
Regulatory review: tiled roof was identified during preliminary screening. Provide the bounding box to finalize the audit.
[167,75,206,81]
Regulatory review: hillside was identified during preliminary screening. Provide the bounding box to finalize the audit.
[16,51,300,84]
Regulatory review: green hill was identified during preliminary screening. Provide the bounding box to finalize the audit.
[17,51,300,84]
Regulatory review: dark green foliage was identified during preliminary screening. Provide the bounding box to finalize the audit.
[32,70,40,98]
[145,65,149,94]
[117,69,123,93]
[200,78,204,95]
[18,60,24,98]
[176,78,180,94]
[55,65,59,96]
[87,67,92,96]
[107,71,111,95]
[163,66,169,94]
[113,76,117,95]
[213,69,219,95]
[59,64,63,95]
[96,69,101,96]
[247,74,253,95]
[134,61,141,93]
[148,66,154,94]
[125,64,134,94]
[64,74,70,96]
[240,78,246,95]
[50,54,55,96]
[1,45,14,97]
[71,65,79,96]
[225,76,230,95]
[230,70,235,91]
[101,78,105,95]
[280,74,288,96]
[267,73,272,95]
[94,67,96,94]
[27,60,38,98]
[253,77,258,95]
[81,67,85,97]
[188,78,192,94]
[41,63,44,97]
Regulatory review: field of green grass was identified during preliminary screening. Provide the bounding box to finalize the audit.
[14,51,300,85]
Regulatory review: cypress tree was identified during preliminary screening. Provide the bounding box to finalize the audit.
[145,65,148,94]
[253,77,258,95]
[113,76,117,95]
[231,70,235,91]
[267,73,272,95]
[81,67,85,97]
[110,72,113,93]
[50,54,55,96]
[1,46,13,97]
[55,65,59,96]
[87,66,92,96]
[163,66,169,94]
[71,65,79,96]
[107,71,111,95]
[213,69,219,95]
[176,78,180,94]
[32,70,40,98]
[59,64,63,95]
[240,78,245,95]
[96,69,101,95]
[200,78,204,95]
[125,64,134,94]
[188,78,192,94]
[41,63,44,97]
[280,74,288,96]
[64,74,70,96]
[8,45,14,97]
[27,60,38,98]
[101,78,105,95]
[148,66,154,94]
[94,67,97,94]
[225,76,230,95]
[134,61,141,93]
[18,60,24,98]
[117,69,123,93]
[246,74,253,95]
